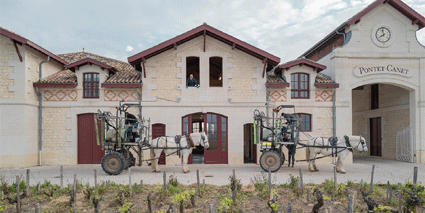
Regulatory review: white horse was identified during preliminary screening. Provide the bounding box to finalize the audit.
[150,132,209,173]
[306,135,368,173]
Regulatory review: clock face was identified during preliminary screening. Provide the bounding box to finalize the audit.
[376,27,391,43]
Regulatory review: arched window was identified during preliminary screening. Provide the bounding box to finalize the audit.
[291,73,309,99]
[186,57,200,87]
[209,57,222,87]
[296,113,312,132]
[83,73,99,98]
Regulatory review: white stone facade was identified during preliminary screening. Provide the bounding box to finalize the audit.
[316,3,425,163]
[1,0,424,168]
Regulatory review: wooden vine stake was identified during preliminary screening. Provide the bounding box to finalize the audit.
[268,167,271,193]
[334,166,337,190]
[232,169,237,202]
[196,169,201,196]
[413,166,418,185]
[347,194,353,213]
[299,169,304,194]
[287,202,292,213]
[129,168,132,196]
[16,176,21,213]
[60,166,63,190]
[209,203,215,213]
[369,165,375,193]
[94,169,97,188]
[26,169,30,196]
[162,171,166,199]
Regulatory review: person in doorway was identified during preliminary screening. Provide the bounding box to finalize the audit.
[186,74,198,88]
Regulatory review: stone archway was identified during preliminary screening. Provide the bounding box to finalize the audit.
[351,83,413,161]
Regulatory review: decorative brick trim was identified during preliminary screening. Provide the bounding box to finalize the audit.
[315,89,334,102]
[104,89,139,101]
[269,89,287,102]
[44,89,77,101]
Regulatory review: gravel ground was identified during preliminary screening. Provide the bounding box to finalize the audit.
[1,157,424,187]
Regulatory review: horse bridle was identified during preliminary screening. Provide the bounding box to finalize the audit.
[356,136,367,153]
[200,135,209,147]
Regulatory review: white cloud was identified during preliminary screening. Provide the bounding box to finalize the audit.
[126,45,134,52]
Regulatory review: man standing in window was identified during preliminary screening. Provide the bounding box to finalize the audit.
[186,74,198,87]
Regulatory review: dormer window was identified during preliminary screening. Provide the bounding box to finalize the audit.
[84,73,99,98]
[291,73,309,99]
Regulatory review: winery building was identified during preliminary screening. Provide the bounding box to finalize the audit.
[0,0,424,167]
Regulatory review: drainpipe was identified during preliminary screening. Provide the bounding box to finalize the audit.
[335,29,346,44]
[37,56,50,166]
[133,65,143,122]
[266,87,271,127]
[332,87,336,139]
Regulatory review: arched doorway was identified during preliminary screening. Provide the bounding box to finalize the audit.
[152,123,166,165]
[182,112,228,164]
[77,113,104,164]
[352,83,411,161]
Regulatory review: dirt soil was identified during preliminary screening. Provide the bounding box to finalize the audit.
[0,177,423,213]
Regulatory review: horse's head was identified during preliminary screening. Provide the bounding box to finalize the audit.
[198,132,209,149]
[355,136,368,153]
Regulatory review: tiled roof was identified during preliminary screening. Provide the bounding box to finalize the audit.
[38,52,141,84]
[266,71,287,84]
[104,70,141,84]
[315,73,335,84]
[279,58,326,72]
[58,52,134,73]
[38,70,77,84]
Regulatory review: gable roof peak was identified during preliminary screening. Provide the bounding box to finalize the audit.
[128,23,280,66]
[299,0,425,59]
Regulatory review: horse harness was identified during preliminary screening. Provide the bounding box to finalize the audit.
[343,135,353,153]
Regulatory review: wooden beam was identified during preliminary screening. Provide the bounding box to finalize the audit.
[262,58,268,78]
[232,43,236,50]
[412,19,419,25]
[203,30,206,52]
[142,57,146,78]
[174,42,177,50]
[11,39,23,62]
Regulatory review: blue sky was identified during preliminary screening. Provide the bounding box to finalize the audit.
[1,0,424,63]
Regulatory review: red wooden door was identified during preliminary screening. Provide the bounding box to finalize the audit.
[77,113,104,164]
[182,115,193,164]
[370,117,382,157]
[204,113,228,164]
[152,123,166,165]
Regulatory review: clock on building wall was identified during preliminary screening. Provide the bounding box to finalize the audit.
[372,25,394,47]
[375,27,391,43]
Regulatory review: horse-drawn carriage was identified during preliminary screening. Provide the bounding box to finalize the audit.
[95,101,209,175]
[254,105,368,173]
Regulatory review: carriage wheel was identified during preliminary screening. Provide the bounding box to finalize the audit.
[259,150,282,172]
[101,152,125,175]
[121,149,135,170]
